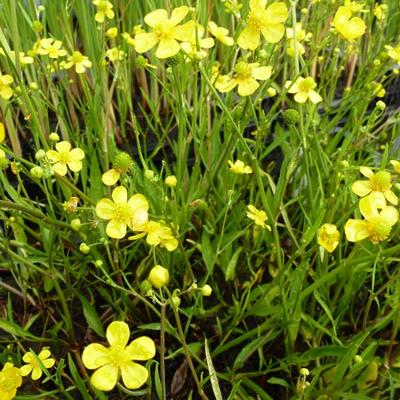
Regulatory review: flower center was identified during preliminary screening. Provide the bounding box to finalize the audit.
[247,12,264,31]
[58,150,71,164]
[108,345,131,367]
[235,61,252,79]
[368,218,391,243]
[298,77,315,92]
[113,204,132,224]
[154,22,174,39]
[370,171,391,191]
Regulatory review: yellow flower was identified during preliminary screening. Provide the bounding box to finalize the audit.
[386,45,400,63]
[46,141,85,176]
[106,27,118,39]
[390,160,400,173]
[317,223,340,253]
[286,77,322,104]
[237,0,288,50]
[332,6,366,41]
[286,23,311,57]
[37,38,67,59]
[96,186,149,239]
[215,61,272,96]
[0,49,34,65]
[106,47,125,63]
[93,0,114,23]
[135,6,195,59]
[247,204,271,231]
[82,321,155,391]
[102,168,121,185]
[0,362,22,400]
[0,73,13,100]
[64,51,92,73]
[20,348,55,380]
[181,24,214,59]
[148,265,170,289]
[351,167,398,205]
[344,0,367,13]
[228,159,253,174]
[374,4,387,20]
[207,21,234,46]
[345,194,398,243]
[129,220,178,251]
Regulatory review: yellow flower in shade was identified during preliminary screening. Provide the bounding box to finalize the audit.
[96,186,149,239]
[46,141,85,176]
[386,45,400,63]
[207,21,234,46]
[247,205,271,231]
[148,265,170,289]
[215,61,272,96]
[181,24,214,59]
[345,194,398,243]
[374,4,387,21]
[344,0,367,13]
[64,51,92,74]
[286,23,311,57]
[317,223,340,253]
[0,49,34,65]
[286,77,322,104]
[135,6,195,59]
[237,0,288,50]
[82,321,155,391]
[129,220,178,251]
[332,6,366,41]
[20,348,55,380]
[0,73,13,100]
[93,0,115,23]
[37,38,67,59]
[46,141,84,175]
[351,167,398,205]
[0,362,22,400]
[390,160,400,173]
[228,159,253,174]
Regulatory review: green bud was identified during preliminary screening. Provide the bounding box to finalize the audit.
[95,259,103,268]
[30,166,44,179]
[170,295,181,308]
[70,218,81,231]
[32,20,43,32]
[35,149,46,161]
[282,109,300,126]
[148,265,169,289]
[49,132,60,142]
[79,242,90,254]
[354,355,363,364]
[201,284,212,296]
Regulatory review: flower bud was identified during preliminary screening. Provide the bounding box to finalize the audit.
[106,27,118,39]
[354,355,363,364]
[64,196,79,213]
[376,100,386,111]
[267,87,277,97]
[282,109,300,126]
[79,242,90,254]
[49,132,60,142]
[32,20,43,32]
[170,295,181,308]
[300,368,310,376]
[201,284,212,296]
[30,166,44,179]
[165,175,177,187]
[70,218,81,231]
[35,149,46,161]
[113,151,134,173]
[95,259,103,267]
[148,265,169,289]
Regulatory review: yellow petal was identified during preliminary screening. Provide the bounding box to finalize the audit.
[384,190,398,205]
[31,366,43,380]
[128,194,149,229]
[308,90,322,104]
[20,364,33,376]
[46,150,60,162]
[106,321,131,348]
[102,169,120,185]
[252,66,272,80]
[38,348,51,360]
[67,160,83,172]
[265,2,288,23]
[170,6,189,25]
[112,186,128,204]
[173,20,196,42]
[43,358,55,369]
[345,17,366,40]
[106,219,127,239]
[0,86,13,100]
[237,78,259,96]
[22,352,35,363]
[164,237,178,251]
[261,23,285,43]
[0,122,5,143]
[144,9,168,28]
[70,147,85,161]
[344,219,370,242]
[380,206,399,226]
[156,38,181,59]
[90,364,119,391]
[351,180,372,197]
[359,195,384,220]
[360,166,374,178]
[120,362,149,389]
[215,76,237,93]
[294,91,308,103]
[237,27,260,50]
[333,6,351,26]
[126,336,156,360]
[53,162,67,176]
[55,141,71,153]
[134,32,159,53]
[82,343,110,370]
[96,199,116,220]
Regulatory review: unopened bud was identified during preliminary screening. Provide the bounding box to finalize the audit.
[148,265,169,289]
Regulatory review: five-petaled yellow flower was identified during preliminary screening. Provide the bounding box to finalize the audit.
[286,77,322,104]
[64,51,92,74]
[46,141,85,176]
[332,6,366,41]
[0,73,13,100]
[215,61,272,96]
[0,362,22,400]
[238,0,288,50]
[135,6,195,59]
[129,220,178,251]
[317,223,340,253]
[93,0,115,23]
[208,21,234,46]
[37,38,67,59]
[345,194,398,243]
[20,347,55,380]
[351,167,398,205]
[228,159,253,174]
[247,204,271,231]
[96,186,149,239]
[82,321,155,391]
